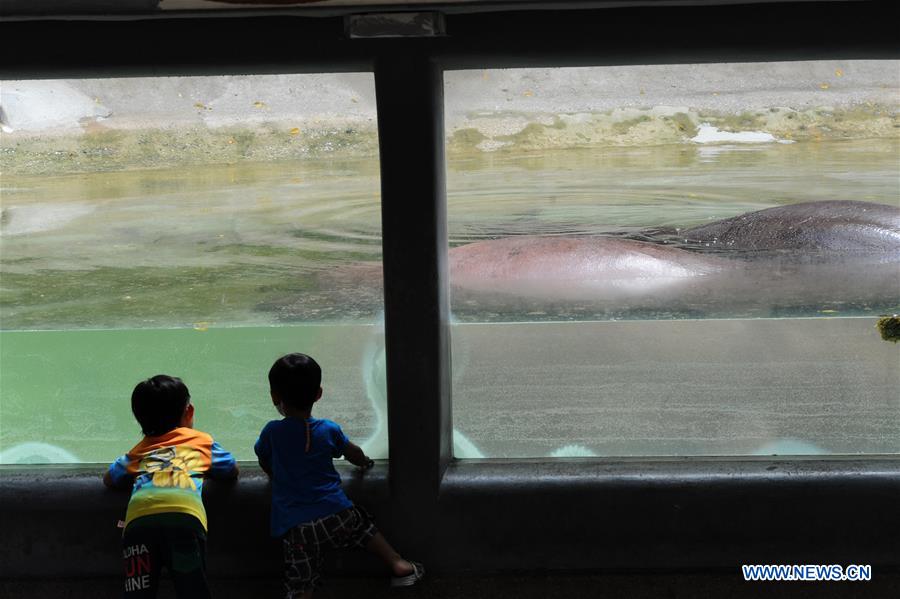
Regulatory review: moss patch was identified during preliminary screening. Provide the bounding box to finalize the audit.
[876,315,900,342]
[665,112,699,138]
[0,264,316,329]
[612,115,652,135]
[2,124,380,177]
[4,103,899,174]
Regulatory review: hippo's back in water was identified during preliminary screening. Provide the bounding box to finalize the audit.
[449,235,725,302]
[680,200,900,253]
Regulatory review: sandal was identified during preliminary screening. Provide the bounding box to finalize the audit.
[391,561,425,587]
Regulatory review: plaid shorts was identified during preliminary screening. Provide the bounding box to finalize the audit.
[282,505,378,597]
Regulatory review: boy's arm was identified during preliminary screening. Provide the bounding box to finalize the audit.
[254,429,272,478]
[208,441,239,480]
[342,441,375,469]
[104,455,134,489]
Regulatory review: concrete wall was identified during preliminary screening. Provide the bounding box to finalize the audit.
[2,460,900,597]
[3,61,898,175]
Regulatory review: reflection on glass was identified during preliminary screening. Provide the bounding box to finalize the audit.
[444,62,900,458]
[0,74,387,463]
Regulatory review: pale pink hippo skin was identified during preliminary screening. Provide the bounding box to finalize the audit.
[448,236,725,302]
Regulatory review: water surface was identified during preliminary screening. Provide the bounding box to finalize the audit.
[1,139,898,462]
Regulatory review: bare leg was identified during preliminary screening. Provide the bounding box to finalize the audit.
[365,532,415,577]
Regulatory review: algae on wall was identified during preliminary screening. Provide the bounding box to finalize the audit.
[1,123,381,176]
[3,64,899,175]
[4,103,898,177]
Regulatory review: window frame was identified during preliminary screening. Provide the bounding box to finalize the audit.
[1,0,898,573]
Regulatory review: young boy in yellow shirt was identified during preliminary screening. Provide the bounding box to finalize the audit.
[105,375,238,598]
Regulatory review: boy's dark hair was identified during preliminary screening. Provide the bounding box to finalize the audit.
[269,353,322,410]
[131,375,190,436]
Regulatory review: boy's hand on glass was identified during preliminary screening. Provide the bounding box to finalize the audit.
[343,441,373,469]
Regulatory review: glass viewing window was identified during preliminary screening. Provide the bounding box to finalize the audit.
[443,62,900,458]
[0,73,389,463]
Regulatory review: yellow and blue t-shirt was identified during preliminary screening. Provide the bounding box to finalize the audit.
[107,427,236,531]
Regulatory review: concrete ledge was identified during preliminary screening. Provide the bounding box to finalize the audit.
[2,457,899,582]
[0,465,389,579]
[438,457,900,571]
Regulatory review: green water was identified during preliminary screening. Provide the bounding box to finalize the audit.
[2,317,898,462]
[0,325,381,463]
[0,158,384,328]
[1,139,899,462]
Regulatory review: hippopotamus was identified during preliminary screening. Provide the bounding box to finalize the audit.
[448,235,725,303]
[677,200,900,254]
[303,235,728,317]
[269,200,898,320]
[447,201,900,312]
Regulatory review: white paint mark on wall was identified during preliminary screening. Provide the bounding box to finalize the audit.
[0,81,110,132]
[690,123,790,144]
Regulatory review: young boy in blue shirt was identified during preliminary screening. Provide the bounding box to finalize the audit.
[255,353,423,598]
[104,374,239,598]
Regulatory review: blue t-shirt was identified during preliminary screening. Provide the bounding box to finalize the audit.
[254,417,353,537]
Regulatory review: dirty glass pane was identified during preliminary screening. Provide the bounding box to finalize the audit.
[444,62,900,458]
[0,74,390,463]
